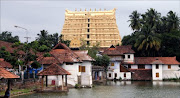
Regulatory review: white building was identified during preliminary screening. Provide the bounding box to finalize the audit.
[102,45,135,80]
[102,45,180,81]
[38,42,94,87]
[124,57,180,80]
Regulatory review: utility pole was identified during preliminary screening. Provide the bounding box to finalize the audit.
[14,25,31,43]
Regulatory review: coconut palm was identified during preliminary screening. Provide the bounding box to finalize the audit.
[134,24,161,56]
[128,11,141,31]
[166,11,180,32]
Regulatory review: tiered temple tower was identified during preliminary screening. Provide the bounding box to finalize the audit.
[61,8,121,48]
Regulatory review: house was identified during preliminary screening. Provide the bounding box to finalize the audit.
[102,45,135,80]
[37,42,94,87]
[123,57,180,80]
[102,45,180,80]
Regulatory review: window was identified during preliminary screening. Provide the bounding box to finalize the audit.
[115,73,117,78]
[111,63,114,66]
[123,55,125,59]
[88,19,90,22]
[128,55,130,59]
[156,73,159,77]
[168,65,171,69]
[87,29,90,32]
[138,64,145,69]
[156,64,159,69]
[88,24,90,27]
[109,73,111,77]
[82,66,85,72]
[124,73,126,77]
[128,65,131,69]
[87,41,90,45]
[79,66,86,72]
[66,62,73,65]
[87,34,90,38]
[79,66,81,72]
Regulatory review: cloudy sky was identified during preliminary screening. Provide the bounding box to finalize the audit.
[1,0,180,42]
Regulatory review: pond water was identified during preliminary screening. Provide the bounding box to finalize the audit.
[15,81,180,98]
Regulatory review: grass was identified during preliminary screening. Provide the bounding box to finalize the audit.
[0,88,35,96]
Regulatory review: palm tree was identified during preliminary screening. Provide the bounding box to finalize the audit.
[134,24,161,56]
[166,11,180,32]
[143,8,161,28]
[128,11,141,31]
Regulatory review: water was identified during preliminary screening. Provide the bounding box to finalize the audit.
[15,81,180,98]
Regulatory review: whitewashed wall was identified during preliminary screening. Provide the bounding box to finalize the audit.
[162,65,180,79]
[81,61,92,86]
[131,65,138,69]
[120,72,131,80]
[152,64,163,80]
[124,54,134,62]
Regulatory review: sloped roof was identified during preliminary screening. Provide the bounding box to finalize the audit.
[73,50,94,61]
[37,56,62,65]
[0,58,13,68]
[50,42,82,63]
[102,45,135,56]
[0,68,19,79]
[0,40,25,55]
[37,63,71,76]
[134,57,180,65]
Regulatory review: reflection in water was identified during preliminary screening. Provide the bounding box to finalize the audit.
[15,81,180,98]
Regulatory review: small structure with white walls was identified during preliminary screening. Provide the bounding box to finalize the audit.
[102,45,135,80]
[38,42,94,87]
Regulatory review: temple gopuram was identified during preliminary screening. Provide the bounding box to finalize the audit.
[61,8,121,48]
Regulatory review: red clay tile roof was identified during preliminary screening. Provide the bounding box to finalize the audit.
[0,68,19,79]
[37,63,71,76]
[134,57,180,65]
[0,58,13,68]
[37,56,62,65]
[50,42,82,63]
[73,50,94,61]
[102,45,135,56]
[0,40,25,55]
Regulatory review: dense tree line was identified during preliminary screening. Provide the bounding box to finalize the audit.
[0,30,70,68]
[122,8,180,61]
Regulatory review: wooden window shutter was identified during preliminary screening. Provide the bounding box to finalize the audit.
[168,65,171,69]
[111,63,114,66]
[79,66,81,72]
[156,73,159,77]
[82,66,86,72]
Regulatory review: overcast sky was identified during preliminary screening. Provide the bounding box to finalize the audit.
[1,0,180,42]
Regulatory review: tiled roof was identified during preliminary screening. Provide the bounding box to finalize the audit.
[73,50,94,61]
[0,67,19,79]
[0,40,25,55]
[102,45,135,56]
[37,63,71,76]
[50,42,82,63]
[0,58,13,68]
[37,56,62,65]
[134,57,180,65]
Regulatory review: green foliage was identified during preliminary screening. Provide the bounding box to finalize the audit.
[0,31,19,43]
[93,55,110,71]
[31,60,41,69]
[43,52,51,57]
[38,45,50,52]
[123,8,180,59]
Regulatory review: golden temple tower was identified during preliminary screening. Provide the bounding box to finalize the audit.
[61,8,121,48]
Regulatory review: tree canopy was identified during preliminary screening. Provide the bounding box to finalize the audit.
[122,8,180,61]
